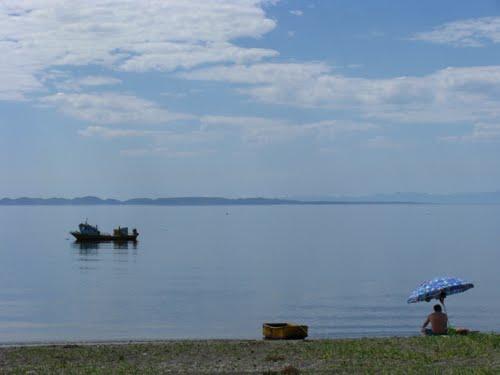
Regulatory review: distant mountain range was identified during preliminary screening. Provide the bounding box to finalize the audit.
[0,192,499,205]
[0,196,415,206]
[293,191,500,204]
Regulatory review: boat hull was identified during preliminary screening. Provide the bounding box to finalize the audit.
[262,323,308,340]
[70,231,138,242]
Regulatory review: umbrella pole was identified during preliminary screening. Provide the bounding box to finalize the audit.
[440,299,451,331]
[439,293,447,313]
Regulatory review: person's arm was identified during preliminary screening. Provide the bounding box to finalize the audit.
[421,316,430,332]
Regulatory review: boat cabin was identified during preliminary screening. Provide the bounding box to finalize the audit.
[78,222,100,235]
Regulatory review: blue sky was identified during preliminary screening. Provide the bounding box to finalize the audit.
[1,0,500,198]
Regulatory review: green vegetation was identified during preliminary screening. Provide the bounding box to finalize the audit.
[1,334,499,374]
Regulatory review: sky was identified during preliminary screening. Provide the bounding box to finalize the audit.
[2,0,500,199]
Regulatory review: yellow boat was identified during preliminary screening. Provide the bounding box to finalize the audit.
[262,323,308,340]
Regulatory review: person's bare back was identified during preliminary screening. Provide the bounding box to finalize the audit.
[422,304,448,335]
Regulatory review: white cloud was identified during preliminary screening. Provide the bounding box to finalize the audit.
[180,62,331,84]
[367,30,385,38]
[52,75,122,91]
[78,113,376,147]
[200,115,377,144]
[78,126,165,138]
[41,92,192,125]
[441,123,500,143]
[290,10,303,16]
[120,147,212,158]
[200,115,286,128]
[184,63,500,124]
[76,76,122,87]
[119,42,277,73]
[365,136,401,149]
[412,17,500,47]
[0,61,43,100]
[80,124,225,150]
[0,0,278,100]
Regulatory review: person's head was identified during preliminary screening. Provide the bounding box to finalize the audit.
[433,304,442,312]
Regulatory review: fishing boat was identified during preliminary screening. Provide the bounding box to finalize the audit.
[70,221,138,242]
[262,323,308,340]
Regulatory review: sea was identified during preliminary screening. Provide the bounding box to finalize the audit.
[0,204,499,343]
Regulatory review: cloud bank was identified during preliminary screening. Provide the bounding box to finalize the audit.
[412,17,500,47]
[183,64,500,124]
[41,92,192,125]
[0,0,277,100]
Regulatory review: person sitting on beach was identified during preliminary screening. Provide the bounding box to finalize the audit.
[421,304,448,335]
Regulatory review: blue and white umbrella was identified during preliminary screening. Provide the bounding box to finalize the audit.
[407,277,474,304]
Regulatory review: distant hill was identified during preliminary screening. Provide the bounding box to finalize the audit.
[0,196,122,205]
[0,196,415,206]
[0,196,300,206]
[295,191,500,204]
[1,192,499,205]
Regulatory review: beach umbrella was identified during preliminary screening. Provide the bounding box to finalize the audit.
[407,277,474,306]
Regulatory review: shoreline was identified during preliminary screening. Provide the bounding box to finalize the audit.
[2,331,444,348]
[0,335,418,348]
[1,334,499,373]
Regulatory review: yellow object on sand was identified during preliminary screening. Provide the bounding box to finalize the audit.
[262,323,308,340]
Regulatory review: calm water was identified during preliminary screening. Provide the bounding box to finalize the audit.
[0,204,499,343]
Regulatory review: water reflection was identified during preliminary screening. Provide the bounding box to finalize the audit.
[72,241,137,251]
[71,241,138,270]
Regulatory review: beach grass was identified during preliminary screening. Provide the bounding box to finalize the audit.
[1,333,499,374]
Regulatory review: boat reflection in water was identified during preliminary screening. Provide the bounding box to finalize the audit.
[73,240,138,252]
[71,240,138,272]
